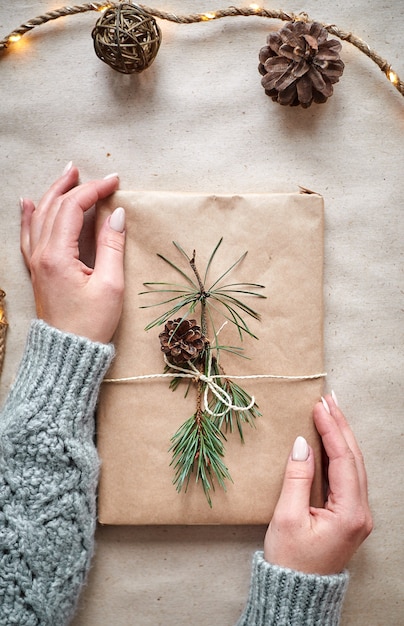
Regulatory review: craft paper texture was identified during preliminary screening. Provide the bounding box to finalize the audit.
[96,190,325,525]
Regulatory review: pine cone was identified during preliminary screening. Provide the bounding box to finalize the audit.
[258,21,345,108]
[159,319,207,364]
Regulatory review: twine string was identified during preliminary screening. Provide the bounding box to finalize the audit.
[103,369,328,383]
[104,355,327,415]
[0,2,402,97]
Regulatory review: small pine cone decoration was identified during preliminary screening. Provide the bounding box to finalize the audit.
[259,21,345,108]
[159,319,207,365]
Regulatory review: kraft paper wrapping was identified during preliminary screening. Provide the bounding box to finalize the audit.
[96,190,325,525]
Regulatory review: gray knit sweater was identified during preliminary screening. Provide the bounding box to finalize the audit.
[0,320,349,625]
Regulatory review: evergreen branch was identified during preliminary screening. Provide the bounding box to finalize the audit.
[208,360,260,442]
[140,292,197,310]
[210,291,262,321]
[189,251,206,295]
[205,388,258,445]
[163,360,184,392]
[214,282,266,290]
[141,239,264,506]
[204,311,247,361]
[172,240,193,262]
[156,252,198,289]
[213,345,249,358]
[205,304,222,352]
[203,237,223,284]
[214,286,266,297]
[204,307,248,360]
[140,281,196,292]
[143,296,198,330]
[169,410,231,507]
[207,298,248,341]
[207,250,248,292]
[206,297,258,340]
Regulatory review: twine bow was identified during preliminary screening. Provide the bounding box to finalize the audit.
[163,354,256,418]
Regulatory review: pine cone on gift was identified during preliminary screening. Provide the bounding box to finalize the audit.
[258,21,345,108]
[159,319,207,365]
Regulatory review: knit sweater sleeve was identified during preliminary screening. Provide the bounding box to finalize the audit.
[236,552,349,626]
[0,319,114,626]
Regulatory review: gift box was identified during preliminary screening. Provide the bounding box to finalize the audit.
[96,190,325,524]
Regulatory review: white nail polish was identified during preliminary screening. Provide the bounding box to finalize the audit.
[104,172,119,180]
[62,161,73,176]
[110,207,125,233]
[292,436,309,461]
[321,396,331,414]
[331,390,339,406]
[19,197,25,212]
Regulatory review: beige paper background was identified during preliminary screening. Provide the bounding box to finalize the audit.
[0,1,403,623]
[96,191,324,524]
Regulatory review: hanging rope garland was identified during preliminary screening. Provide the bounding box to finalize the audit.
[0,2,403,107]
[0,290,8,377]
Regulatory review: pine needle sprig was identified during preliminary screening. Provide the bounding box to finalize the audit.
[141,239,265,338]
[169,409,232,507]
[141,295,198,331]
[205,296,259,341]
[141,239,265,506]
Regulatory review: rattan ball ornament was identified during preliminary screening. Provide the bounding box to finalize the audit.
[92,3,162,74]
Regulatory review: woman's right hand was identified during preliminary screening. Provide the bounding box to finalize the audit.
[264,393,373,575]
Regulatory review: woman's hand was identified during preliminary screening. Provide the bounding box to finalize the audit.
[264,393,373,575]
[20,162,126,344]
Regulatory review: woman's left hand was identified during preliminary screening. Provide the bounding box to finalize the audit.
[20,162,126,344]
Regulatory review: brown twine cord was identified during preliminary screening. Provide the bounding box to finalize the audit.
[0,290,8,377]
[0,2,402,97]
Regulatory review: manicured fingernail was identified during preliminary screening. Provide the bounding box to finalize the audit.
[331,390,339,406]
[110,206,125,233]
[321,396,331,414]
[104,172,119,180]
[62,161,73,176]
[19,197,25,212]
[292,436,309,461]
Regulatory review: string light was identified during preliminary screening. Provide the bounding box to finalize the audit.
[7,34,22,43]
[387,69,399,85]
[0,4,402,98]
[0,293,6,325]
[202,12,216,21]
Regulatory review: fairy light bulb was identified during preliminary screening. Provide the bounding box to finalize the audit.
[202,12,216,21]
[0,290,7,328]
[387,69,399,85]
[249,3,261,11]
[8,34,22,43]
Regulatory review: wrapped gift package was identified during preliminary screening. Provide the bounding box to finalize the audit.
[96,190,325,524]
